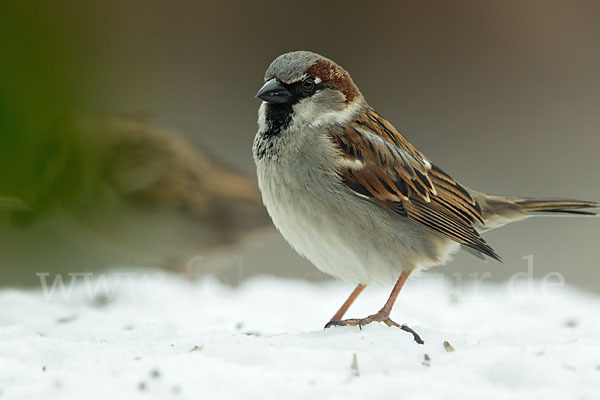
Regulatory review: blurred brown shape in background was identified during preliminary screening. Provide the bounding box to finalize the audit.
[1,116,270,285]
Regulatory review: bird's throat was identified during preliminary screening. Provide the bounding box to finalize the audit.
[263,103,293,138]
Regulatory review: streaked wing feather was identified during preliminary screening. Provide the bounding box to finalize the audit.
[332,108,500,261]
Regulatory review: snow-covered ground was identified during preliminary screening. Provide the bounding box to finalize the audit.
[1,271,599,399]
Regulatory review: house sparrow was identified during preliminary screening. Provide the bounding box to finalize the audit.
[253,51,598,343]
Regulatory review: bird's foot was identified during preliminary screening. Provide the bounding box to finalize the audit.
[324,311,424,344]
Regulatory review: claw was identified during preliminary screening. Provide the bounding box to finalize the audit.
[324,314,424,344]
[400,324,424,344]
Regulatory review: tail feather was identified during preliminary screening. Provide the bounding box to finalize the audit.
[461,193,598,261]
[516,198,599,216]
[472,192,598,231]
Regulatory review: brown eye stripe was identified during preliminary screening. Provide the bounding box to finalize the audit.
[305,59,360,104]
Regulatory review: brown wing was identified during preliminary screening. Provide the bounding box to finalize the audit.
[331,108,500,261]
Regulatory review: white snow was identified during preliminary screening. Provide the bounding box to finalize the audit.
[1,271,599,399]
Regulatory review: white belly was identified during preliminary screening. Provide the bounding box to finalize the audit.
[253,129,460,285]
[256,162,416,284]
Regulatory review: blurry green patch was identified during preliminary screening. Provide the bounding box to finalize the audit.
[0,2,100,215]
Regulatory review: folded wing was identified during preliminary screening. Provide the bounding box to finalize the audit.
[331,108,500,261]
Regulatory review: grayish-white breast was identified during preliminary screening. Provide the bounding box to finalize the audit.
[253,105,459,284]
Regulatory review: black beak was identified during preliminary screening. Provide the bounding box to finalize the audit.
[256,78,291,104]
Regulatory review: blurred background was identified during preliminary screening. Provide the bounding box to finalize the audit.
[1,1,598,290]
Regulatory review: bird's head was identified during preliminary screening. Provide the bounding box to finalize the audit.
[256,51,365,135]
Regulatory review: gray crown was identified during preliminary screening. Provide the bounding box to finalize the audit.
[264,51,324,83]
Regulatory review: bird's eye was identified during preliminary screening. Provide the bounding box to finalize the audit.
[301,77,315,93]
